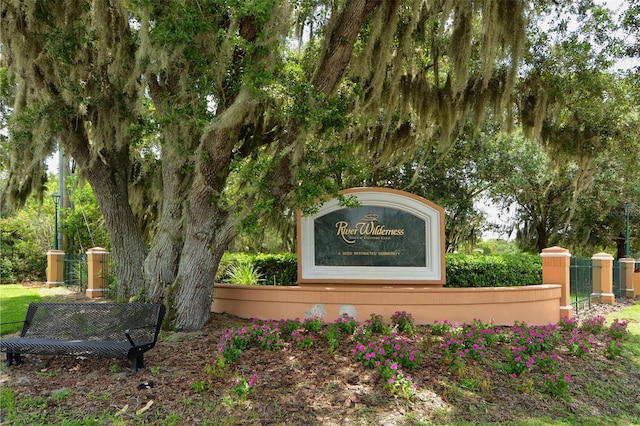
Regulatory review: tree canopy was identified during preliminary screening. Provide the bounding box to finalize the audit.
[1,0,639,329]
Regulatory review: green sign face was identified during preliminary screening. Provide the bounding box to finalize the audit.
[314,206,427,267]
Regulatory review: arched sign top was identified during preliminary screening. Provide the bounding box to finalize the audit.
[297,187,446,285]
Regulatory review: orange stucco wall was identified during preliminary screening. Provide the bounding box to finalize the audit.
[212,284,562,325]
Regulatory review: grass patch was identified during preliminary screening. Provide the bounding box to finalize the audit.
[0,284,41,335]
[605,301,640,323]
[605,302,640,365]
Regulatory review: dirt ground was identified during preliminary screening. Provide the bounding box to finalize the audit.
[1,287,639,425]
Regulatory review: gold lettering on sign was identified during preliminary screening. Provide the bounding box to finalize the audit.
[335,214,405,244]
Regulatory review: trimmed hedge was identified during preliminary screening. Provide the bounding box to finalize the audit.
[218,252,542,288]
[219,252,298,286]
[444,254,542,288]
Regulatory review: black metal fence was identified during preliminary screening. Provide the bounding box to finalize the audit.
[612,260,624,298]
[570,257,637,312]
[63,252,115,298]
[64,253,87,292]
[569,257,592,313]
[98,254,115,298]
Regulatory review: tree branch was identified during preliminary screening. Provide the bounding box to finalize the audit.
[312,0,383,96]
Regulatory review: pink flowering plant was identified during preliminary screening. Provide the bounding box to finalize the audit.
[440,334,466,365]
[566,330,597,357]
[607,319,629,340]
[604,337,624,359]
[279,318,302,335]
[505,346,536,376]
[381,362,417,399]
[534,352,561,373]
[293,330,317,349]
[303,317,325,333]
[430,320,454,336]
[334,314,359,335]
[217,328,250,363]
[543,372,570,399]
[251,321,284,351]
[213,310,632,403]
[508,323,560,355]
[363,313,391,334]
[391,311,415,334]
[558,316,579,332]
[580,315,606,334]
[351,325,422,399]
[438,321,499,365]
[231,374,257,400]
[469,319,502,346]
[352,331,421,370]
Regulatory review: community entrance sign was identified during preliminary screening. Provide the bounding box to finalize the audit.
[297,187,445,285]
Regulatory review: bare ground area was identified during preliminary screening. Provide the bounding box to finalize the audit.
[1,287,640,425]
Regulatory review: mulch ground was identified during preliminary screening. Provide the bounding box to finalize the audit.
[1,288,640,425]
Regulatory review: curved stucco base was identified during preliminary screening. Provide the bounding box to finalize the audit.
[212,284,562,325]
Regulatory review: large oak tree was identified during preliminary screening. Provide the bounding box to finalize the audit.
[2,0,530,329]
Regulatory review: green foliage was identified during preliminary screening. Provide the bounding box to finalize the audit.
[62,179,110,254]
[0,179,110,284]
[391,311,415,334]
[217,252,542,288]
[4,0,637,330]
[368,130,501,253]
[0,202,51,282]
[302,317,325,333]
[444,254,542,288]
[226,261,263,285]
[218,252,297,286]
[475,239,521,255]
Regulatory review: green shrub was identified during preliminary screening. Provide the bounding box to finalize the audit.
[218,253,298,286]
[444,253,541,288]
[217,252,541,288]
[227,261,263,285]
[0,214,49,282]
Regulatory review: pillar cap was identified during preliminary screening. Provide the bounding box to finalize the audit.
[86,247,109,253]
[591,252,614,260]
[540,247,571,257]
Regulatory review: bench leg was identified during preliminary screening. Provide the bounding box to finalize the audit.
[5,353,22,367]
[129,354,144,375]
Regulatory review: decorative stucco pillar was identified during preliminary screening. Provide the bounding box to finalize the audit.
[86,247,110,299]
[591,252,614,305]
[541,246,573,319]
[619,258,636,298]
[45,250,65,288]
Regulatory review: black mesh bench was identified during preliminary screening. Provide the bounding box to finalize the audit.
[0,302,165,375]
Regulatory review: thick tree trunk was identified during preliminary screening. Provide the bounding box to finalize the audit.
[173,196,235,330]
[536,223,549,253]
[145,0,385,330]
[169,119,238,329]
[146,119,239,329]
[86,153,148,300]
[144,158,188,304]
[65,124,147,300]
